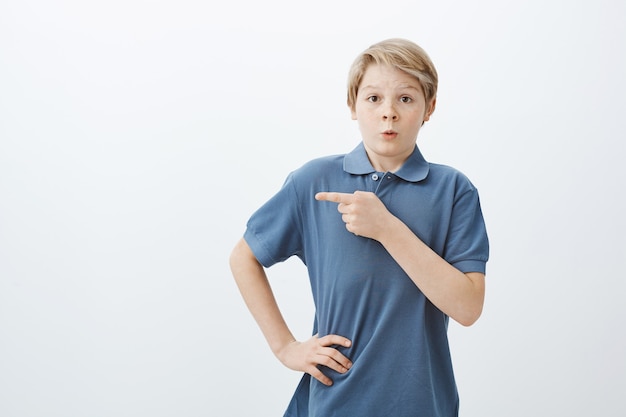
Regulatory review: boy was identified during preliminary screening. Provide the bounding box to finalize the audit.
[229,38,489,417]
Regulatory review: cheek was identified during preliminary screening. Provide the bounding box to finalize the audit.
[358,116,378,130]
[354,109,372,124]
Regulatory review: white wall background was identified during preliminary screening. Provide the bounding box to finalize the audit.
[1,1,625,416]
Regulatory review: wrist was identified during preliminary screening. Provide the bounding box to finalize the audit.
[270,335,297,359]
[377,214,403,244]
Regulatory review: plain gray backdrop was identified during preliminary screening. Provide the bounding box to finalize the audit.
[1,0,625,416]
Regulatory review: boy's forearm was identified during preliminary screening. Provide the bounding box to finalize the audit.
[378,217,485,326]
[229,238,296,355]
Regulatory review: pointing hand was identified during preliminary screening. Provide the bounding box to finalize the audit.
[315,191,393,240]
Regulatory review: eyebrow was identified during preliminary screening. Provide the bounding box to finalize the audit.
[360,84,421,92]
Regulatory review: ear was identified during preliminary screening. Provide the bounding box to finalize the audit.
[423,97,437,122]
[350,105,357,120]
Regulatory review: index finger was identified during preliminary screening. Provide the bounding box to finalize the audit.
[315,192,354,204]
[317,334,352,348]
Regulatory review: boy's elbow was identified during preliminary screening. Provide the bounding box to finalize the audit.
[455,272,485,327]
[456,311,481,327]
[454,303,483,327]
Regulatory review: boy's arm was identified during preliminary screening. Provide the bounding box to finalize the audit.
[315,191,485,326]
[229,238,353,385]
[378,220,485,327]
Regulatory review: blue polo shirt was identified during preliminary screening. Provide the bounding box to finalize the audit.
[244,142,489,417]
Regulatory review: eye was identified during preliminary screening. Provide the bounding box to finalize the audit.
[400,96,413,103]
[367,95,379,103]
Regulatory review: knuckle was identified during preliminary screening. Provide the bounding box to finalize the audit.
[318,356,331,366]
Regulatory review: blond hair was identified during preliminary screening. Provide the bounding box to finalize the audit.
[347,38,438,111]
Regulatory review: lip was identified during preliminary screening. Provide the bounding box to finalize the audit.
[381,130,398,139]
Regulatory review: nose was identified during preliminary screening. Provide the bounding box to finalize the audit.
[382,102,398,121]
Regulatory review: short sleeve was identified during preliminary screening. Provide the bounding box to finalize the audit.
[443,184,490,274]
[244,173,304,268]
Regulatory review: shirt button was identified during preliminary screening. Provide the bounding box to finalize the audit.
[371,174,379,181]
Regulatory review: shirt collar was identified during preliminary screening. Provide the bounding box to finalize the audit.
[343,142,430,182]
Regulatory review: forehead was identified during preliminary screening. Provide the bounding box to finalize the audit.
[359,63,422,92]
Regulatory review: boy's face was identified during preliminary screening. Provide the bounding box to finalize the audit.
[351,64,435,172]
